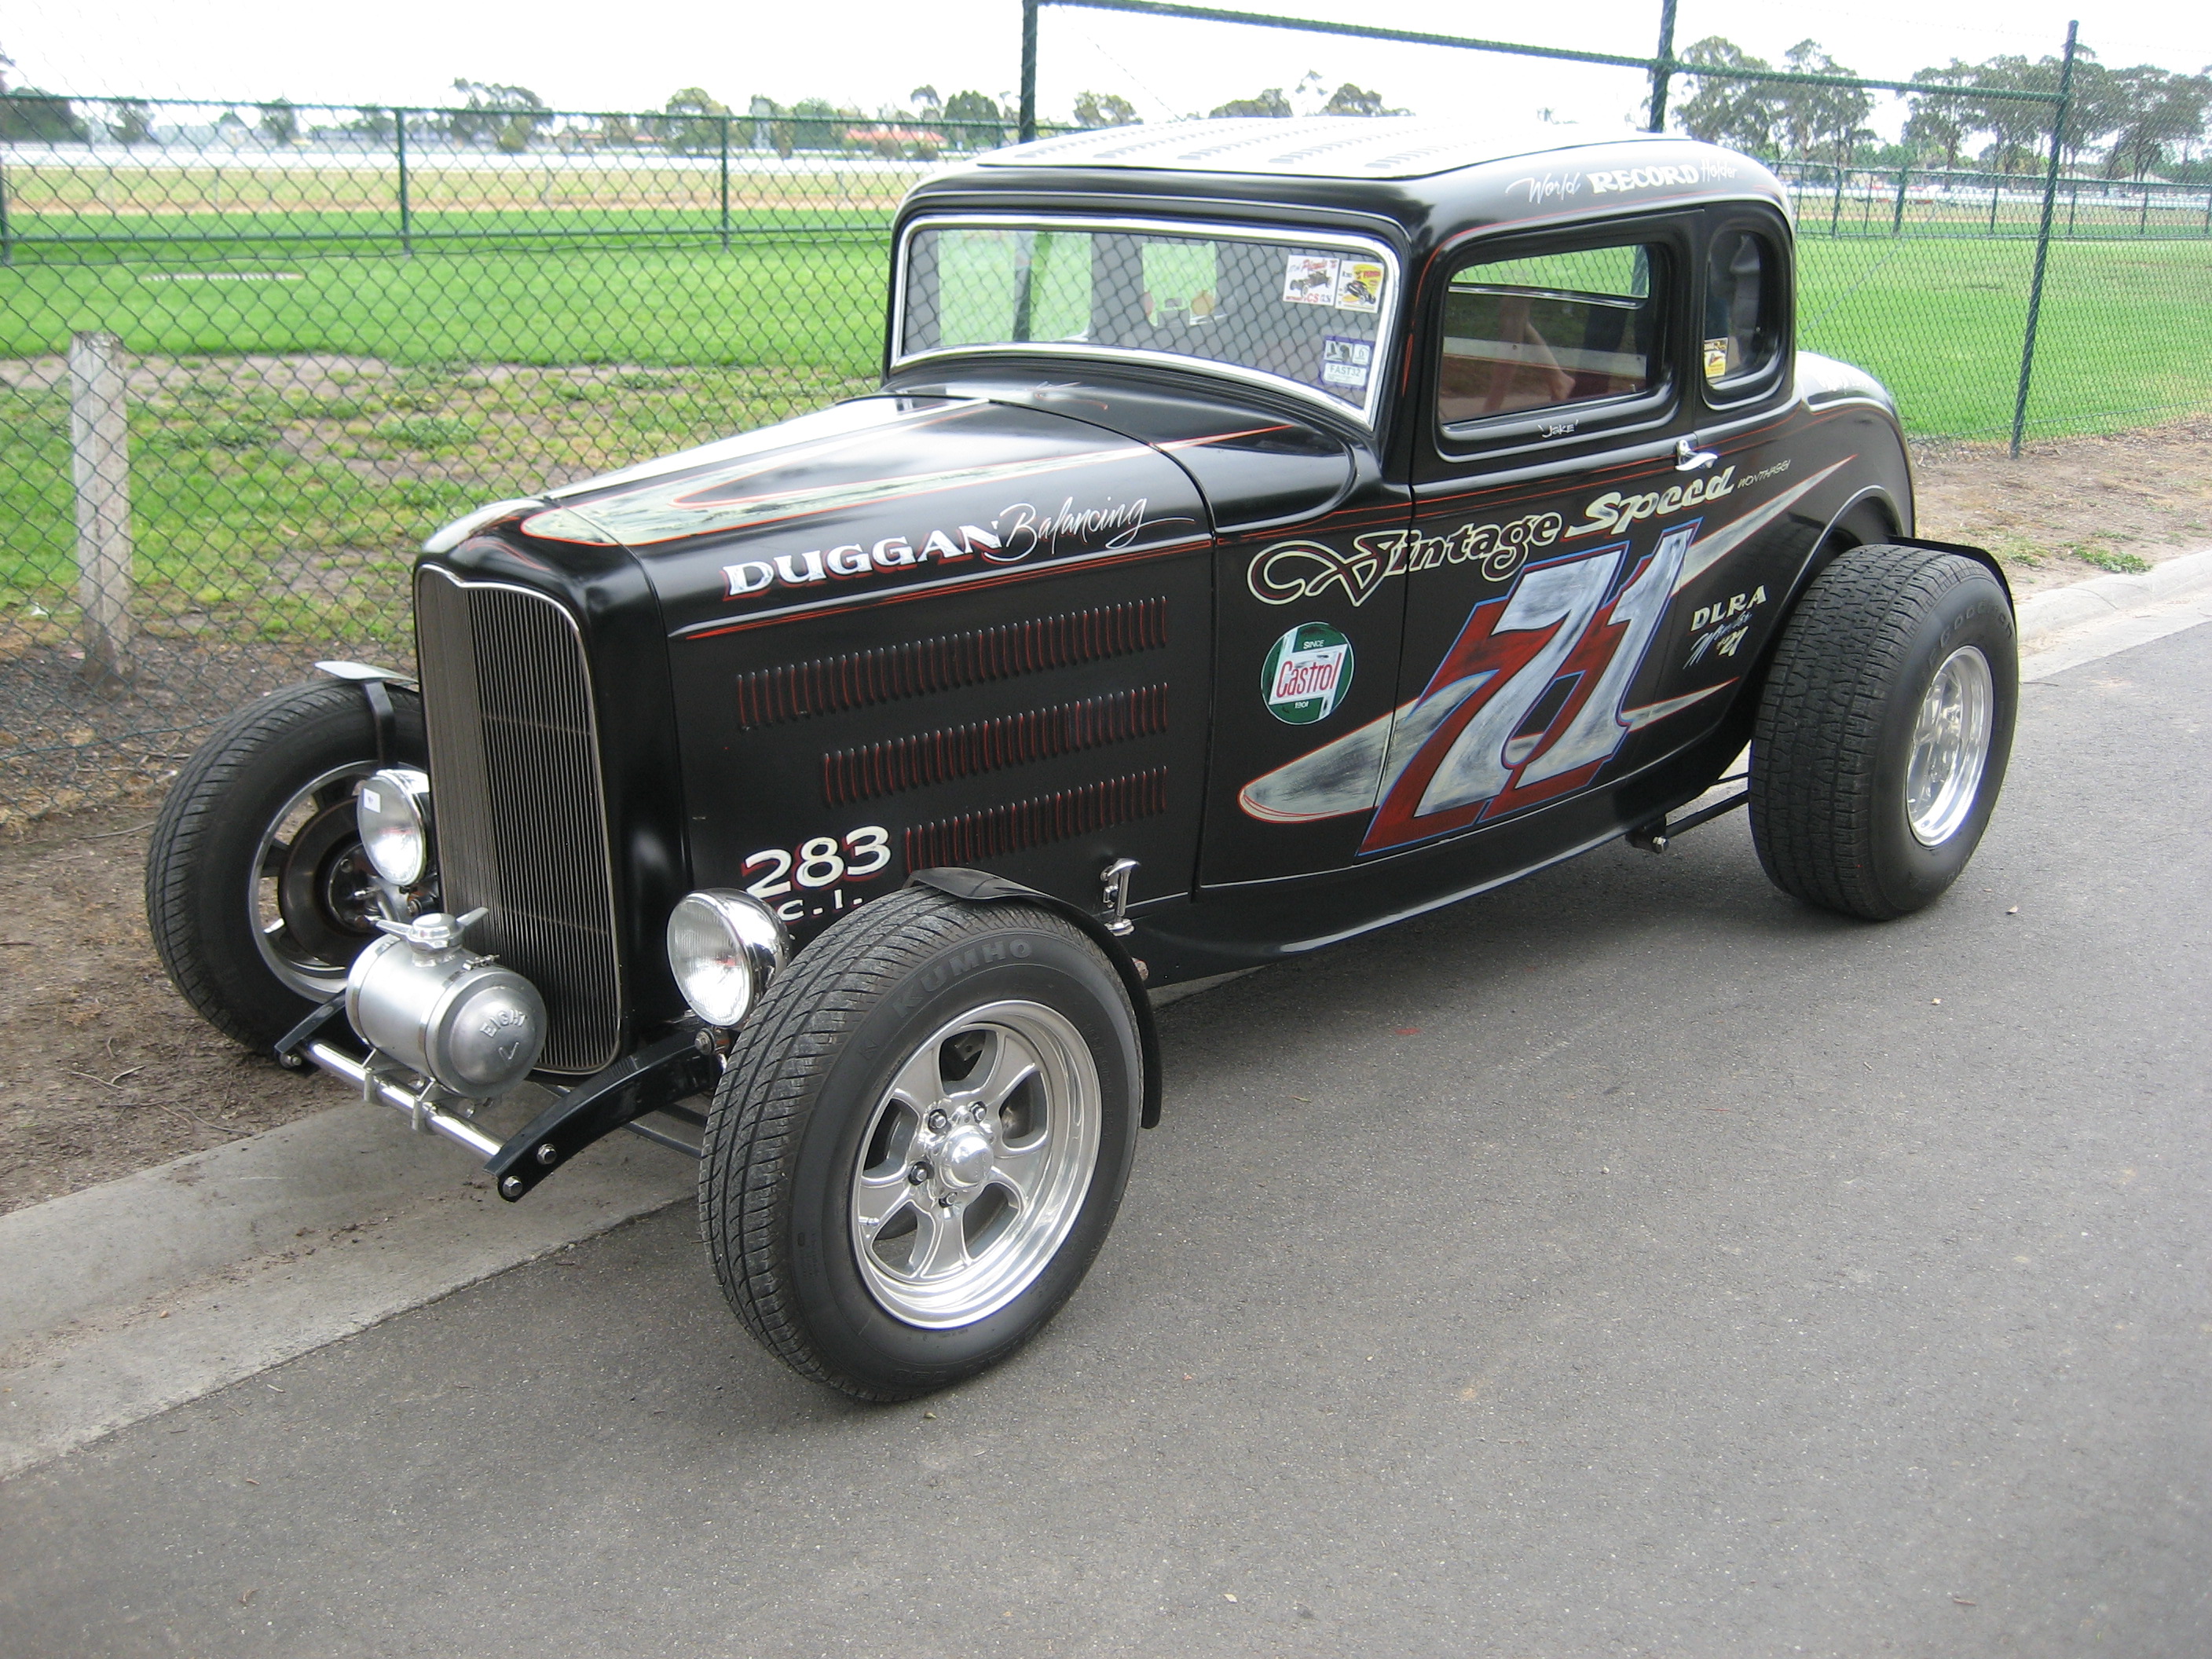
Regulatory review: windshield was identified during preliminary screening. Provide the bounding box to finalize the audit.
[896,220,1396,419]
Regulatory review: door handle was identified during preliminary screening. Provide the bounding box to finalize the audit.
[1675,436,1719,472]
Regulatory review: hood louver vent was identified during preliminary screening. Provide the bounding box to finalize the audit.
[823,684,1168,806]
[734,597,1166,727]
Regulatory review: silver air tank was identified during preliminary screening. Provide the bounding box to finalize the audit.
[346,909,546,1097]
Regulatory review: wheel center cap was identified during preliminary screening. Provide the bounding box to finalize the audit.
[940,1128,994,1189]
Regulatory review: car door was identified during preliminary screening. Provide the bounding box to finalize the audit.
[1236,211,1701,859]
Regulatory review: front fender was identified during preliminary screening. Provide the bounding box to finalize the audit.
[907,867,1165,1129]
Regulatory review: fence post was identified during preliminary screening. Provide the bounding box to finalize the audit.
[1988,176,2000,233]
[1019,0,1039,143]
[2137,186,2149,236]
[0,158,12,267]
[2010,20,2078,460]
[1892,164,1909,236]
[1830,162,1845,235]
[67,330,134,687]
[1646,0,1678,133]
[396,110,413,256]
[719,114,732,251]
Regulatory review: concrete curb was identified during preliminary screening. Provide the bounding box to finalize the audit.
[0,1092,692,1480]
[2014,548,2212,647]
[2016,549,2212,684]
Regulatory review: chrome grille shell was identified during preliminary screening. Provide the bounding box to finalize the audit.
[414,564,624,1074]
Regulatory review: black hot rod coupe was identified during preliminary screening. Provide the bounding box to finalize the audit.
[146,119,2016,1398]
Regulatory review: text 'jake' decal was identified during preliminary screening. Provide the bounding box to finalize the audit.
[1262,623,1353,725]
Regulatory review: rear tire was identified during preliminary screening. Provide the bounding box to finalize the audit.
[145,679,427,1049]
[1749,546,2016,920]
[700,887,1142,1401]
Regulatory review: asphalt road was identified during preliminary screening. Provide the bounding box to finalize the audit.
[4,624,2208,1659]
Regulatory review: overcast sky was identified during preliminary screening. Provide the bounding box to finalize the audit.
[4,0,2206,137]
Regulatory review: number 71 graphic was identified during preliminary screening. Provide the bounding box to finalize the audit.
[1240,520,1734,855]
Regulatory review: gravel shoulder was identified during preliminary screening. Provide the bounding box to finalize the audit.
[4,419,2210,1216]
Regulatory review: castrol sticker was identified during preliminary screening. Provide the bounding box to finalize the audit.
[1262,621,1354,725]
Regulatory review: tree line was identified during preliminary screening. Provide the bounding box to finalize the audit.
[0,62,1404,158]
[1674,37,2212,183]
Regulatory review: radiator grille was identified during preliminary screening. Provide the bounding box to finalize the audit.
[734,597,1167,727]
[823,684,1168,806]
[903,769,1168,870]
[415,567,621,1074]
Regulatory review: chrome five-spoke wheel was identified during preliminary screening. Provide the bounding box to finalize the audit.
[1905,645,1995,848]
[851,1001,1101,1328]
[702,889,1141,1399]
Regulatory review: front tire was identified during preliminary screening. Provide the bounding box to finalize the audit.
[1749,546,2016,920]
[700,887,1141,1401]
[145,679,427,1050]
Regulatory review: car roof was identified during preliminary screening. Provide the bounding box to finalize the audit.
[911,120,1789,251]
[979,116,1679,181]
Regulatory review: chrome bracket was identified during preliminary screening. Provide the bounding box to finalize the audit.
[1100,857,1138,938]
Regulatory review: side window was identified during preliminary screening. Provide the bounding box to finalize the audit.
[1438,244,1665,429]
[1703,228,1780,393]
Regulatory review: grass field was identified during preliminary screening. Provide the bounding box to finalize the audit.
[0,160,925,219]
[0,358,875,642]
[1,230,2207,633]
[1796,236,2212,436]
[0,239,888,364]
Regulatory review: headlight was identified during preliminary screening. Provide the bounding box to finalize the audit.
[357,767,432,886]
[667,891,790,1028]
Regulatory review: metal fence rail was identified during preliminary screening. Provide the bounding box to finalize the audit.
[1771,163,2212,241]
[2,90,2210,822]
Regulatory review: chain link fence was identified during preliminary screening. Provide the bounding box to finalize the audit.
[1767,158,2212,450]
[3,92,2210,822]
[0,99,1038,823]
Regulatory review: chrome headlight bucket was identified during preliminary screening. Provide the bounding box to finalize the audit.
[667,891,790,1028]
[356,767,433,887]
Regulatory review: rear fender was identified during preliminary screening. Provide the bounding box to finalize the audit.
[1724,515,2014,788]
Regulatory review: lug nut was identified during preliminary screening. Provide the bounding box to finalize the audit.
[927,1109,950,1132]
[909,1161,931,1185]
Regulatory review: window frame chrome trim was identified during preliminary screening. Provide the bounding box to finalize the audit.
[890,211,1404,432]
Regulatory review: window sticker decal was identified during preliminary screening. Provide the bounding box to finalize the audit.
[1320,335,1373,390]
[1283,254,1341,306]
[1704,337,1732,381]
[1262,622,1354,725]
[1335,261,1385,313]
